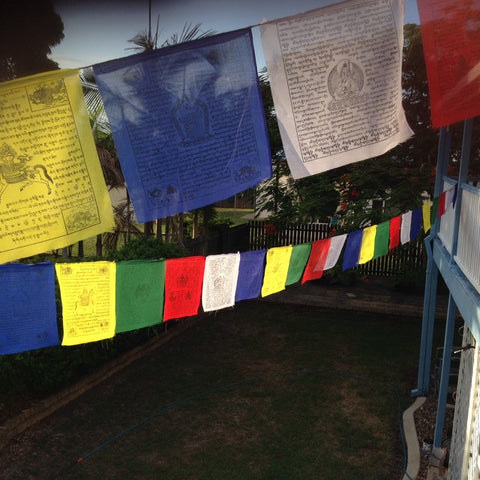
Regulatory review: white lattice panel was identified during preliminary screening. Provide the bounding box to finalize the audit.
[448,328,477,480]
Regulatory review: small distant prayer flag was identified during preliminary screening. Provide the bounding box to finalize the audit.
[56,261,116,346]
[342,230,363,271]
[235,250,267,302]
[401,211,412,245]
[438,191,446,217]
[302,238,331,283]
[389,216,401,250]
[422,201,432,233]
[410,207,422,240]
[115,259,165,333]
[359,225,377,265]
[373,221,390,259]
[163,256,205,321]
[324,234,347,270]
[202,253,240,312]
[0,262,59,355]
[286,243,312,286]
[261,246,293,297]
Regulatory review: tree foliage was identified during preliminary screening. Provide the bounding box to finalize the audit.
[0,0,64,81]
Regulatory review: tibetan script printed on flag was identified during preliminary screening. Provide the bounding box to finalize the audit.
[260,0,413,178]
[418,0,480,128]
[93,29,271,223]
[56,261,116,346]
[0,70,114,264]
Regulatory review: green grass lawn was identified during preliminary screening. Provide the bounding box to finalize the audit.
[0,300,422,479]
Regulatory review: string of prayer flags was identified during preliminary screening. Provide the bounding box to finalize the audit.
[115,259,165,333]
[56,261,116,346]
[93,29,272,223]
[301,238,331,283]
[261,245,293,297]
[202,253,240,312]
[0,70,114,264]
[163,256,205,321]
[389,216,401,250]
[359,225,377,265]
[286,243,312,286]
[324,234,347,270]
[259,0,413,179]
[0,262,59,355]
[373,221,390,260]
[418,0,480,128]
[342,230,364,271]
[235,249,266,302]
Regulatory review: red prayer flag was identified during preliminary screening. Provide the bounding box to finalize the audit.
[418,0,480,128]
[389,216,401,250]
[438,191,446,218]
[301,238,331,284]
[163,256,206,322]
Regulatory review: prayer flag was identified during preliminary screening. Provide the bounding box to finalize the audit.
[401,211,412,245]
[373,221,390,259]
[93,30,272,223]
[0,70,114,264]
[286,243,312,285]
[410,207,422,240]
[324,234,347,270]
[56,261,116,346]
[163,256,205,321]
[259,0,412,179]
[422,201,432,233]
[389,216,401,250]
[261,246,293,297]
[202,253,240,312]
[418,0,480,128]
[438,191,446,217]
[0,262,59,355]
[342,230,363,271]
[235,249,266,302]
[301,238,331,283]
[115,259,165,333]
[359,225,377,264]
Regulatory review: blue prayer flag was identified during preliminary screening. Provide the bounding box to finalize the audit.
[235,250,267,302]
[410,207,422,239]
[0,262,59,355]
[93,29,272,223]
[342,230,364,271]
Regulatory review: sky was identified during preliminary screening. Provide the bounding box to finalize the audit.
[50,0,420,71]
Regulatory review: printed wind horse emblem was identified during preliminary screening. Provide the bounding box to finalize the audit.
[0,143,53,201]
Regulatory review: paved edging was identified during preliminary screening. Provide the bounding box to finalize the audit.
[0,319,193,451]
[402,396,427,480]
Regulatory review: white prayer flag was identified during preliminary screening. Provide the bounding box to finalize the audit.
[202,253,240,312]
[259,0,413,179]
[401,211,412,245]
[324,234,347,270]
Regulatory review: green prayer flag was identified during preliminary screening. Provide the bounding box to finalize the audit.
[115,259,165,333]
[286,243,312,286]
[373,220,390,259]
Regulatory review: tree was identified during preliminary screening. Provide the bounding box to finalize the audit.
[0,0,64,81]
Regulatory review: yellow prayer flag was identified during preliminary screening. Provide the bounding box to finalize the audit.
[56,261,116,346]
[0,69,114,264]
[261,245,293,297]
[359,225,377,265]
[422,201,432,233]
